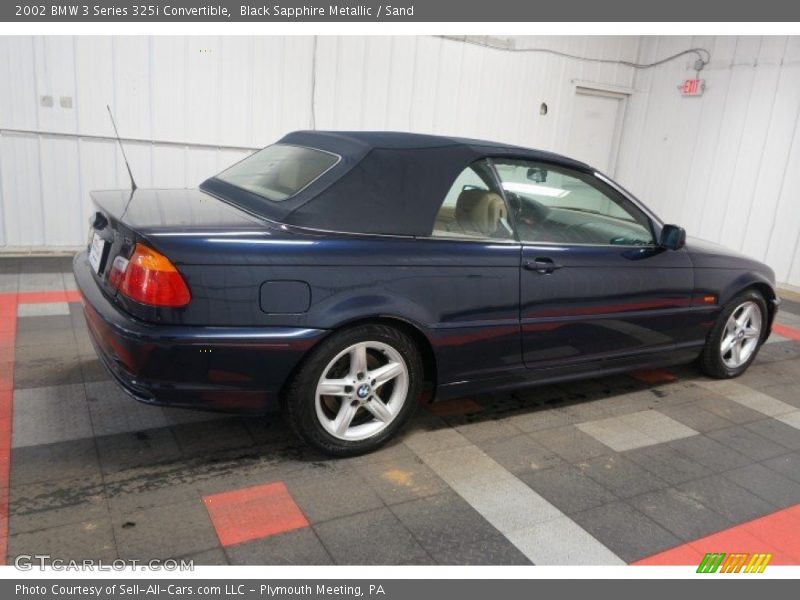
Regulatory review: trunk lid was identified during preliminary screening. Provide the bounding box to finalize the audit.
[86,187,265,304]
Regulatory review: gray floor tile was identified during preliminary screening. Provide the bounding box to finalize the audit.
[722,463,800,508]
[12,384,93,448]
[480,433,565,475]
[0,272,19,292]
[9,475,107,534]
[430,533,532,565]
[658,403,735,433]
[18,272,66,292]
[104,474,200,515]
[355,456,449,505]
[15,325,76,348]
[286,469,384,524]
[571,501,681,563]
[85,380,169,436]
[7,518,117,562]
[623,443,713,485]
[313,507,433,565]
[761,452,800,484]
[580,455,669,498]
[80,357,112,383]
[675,474,775,523]
[390,491,503,552]
[180,547,229,565]
[776,411,800,431]
[15,341,80,363]
[506,406,573,433]
[706,425,789,461]
[696,395,767,425]
[95,428,183,475]
[10,438,101,486]
[629,488,732,541]
[528,425,612,463]
[226,528,332,565]
[113,500,219,560]
[760,382,800,409]
[14,353,84,389]
[171,419,255,456]
[743,419,800,451]
[520,464,618,514]
[667,435,752,472]
[454,418,523,444]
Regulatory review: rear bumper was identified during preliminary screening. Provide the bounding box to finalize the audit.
[73,251,327,414]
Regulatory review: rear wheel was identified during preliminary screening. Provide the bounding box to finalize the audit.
[699,290,767,379]
[283,324,423,456]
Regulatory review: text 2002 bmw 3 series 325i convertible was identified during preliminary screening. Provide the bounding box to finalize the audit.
[75,131,779,455]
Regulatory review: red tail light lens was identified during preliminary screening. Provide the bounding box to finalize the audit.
[108,244,191,307]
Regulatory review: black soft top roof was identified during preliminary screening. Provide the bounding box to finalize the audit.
[201,130,592,237]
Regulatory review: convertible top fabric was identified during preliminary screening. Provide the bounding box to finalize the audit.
[200,130,591,237]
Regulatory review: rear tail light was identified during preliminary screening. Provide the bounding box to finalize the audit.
[108,243,191,307]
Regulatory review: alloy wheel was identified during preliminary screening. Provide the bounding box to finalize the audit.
[314,341,409,441]
[720,300,762,369]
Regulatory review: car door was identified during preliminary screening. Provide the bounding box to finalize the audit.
[492,159,694,371]
[425,159,523,385]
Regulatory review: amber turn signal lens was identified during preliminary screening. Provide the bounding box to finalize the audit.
[108,243,191,307]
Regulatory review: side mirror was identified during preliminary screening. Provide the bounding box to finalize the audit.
[660,224,686,250]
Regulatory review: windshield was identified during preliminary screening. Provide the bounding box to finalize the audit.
[215,144,339,201]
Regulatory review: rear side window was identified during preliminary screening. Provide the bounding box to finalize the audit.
[216,144,339,201]
[431,160,514,241]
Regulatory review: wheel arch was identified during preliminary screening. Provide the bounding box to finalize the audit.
[742,282,779,339]
[279,314,438,405]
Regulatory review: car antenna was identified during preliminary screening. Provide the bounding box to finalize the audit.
[106,104,137,192]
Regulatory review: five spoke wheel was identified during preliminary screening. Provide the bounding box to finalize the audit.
[720,300,762,369]
[314,341,409,441]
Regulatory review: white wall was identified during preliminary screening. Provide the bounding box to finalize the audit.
[616,36,800,288]
[0,35,638,249]
[1,34,799,288]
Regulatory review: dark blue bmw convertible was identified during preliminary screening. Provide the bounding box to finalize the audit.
[75,131,779,455]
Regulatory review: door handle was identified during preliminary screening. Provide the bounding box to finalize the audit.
[524,257,563,274]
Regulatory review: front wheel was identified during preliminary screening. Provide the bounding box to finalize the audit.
[283,324,423,457]
[699,290,767,379]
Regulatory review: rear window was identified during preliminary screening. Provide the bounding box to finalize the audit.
[215,144,339,201]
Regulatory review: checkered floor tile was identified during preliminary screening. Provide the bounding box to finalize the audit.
[1,255,800,566]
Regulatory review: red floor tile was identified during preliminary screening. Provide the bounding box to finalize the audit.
[634,503,800,566]
[427,397,485,417]
[773,323,800,342]
[629,369,678,384]
[203,481,309,547]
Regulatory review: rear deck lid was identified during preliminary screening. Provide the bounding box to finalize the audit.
[86,188,264,309]
[90,188,262,233]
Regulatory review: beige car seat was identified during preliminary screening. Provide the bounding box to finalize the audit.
[454,189,508,237]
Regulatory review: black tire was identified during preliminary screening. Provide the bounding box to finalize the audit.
[699,289,768,379]
[282,323,423,457]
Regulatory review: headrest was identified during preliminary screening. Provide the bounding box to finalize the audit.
[455,189,507,236]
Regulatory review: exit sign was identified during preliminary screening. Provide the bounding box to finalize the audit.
[681,79,705,96]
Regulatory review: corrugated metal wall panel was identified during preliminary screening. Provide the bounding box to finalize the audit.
[0,34,638,250]
[617,35,800,287]
[2,34,798,287]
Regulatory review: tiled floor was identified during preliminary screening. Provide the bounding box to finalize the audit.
[2,255,800,566]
